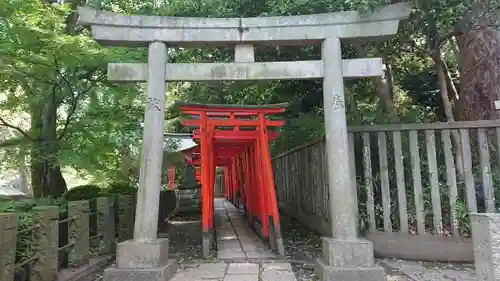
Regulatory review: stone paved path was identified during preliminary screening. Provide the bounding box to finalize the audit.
[170,261,297,281]
[168,199,297,281]
[215,199,277,260]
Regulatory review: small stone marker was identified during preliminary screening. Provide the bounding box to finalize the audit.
[471,213,500,281]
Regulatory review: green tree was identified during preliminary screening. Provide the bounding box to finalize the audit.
[0,0,148,196]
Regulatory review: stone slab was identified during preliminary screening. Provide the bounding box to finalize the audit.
[262,263,293,271]
[239,236,261,244]
[172,262,227,280]
[223,274,259,281]
[217,232,238,238]
[107,59,384,82]
[241,243,259,251]
[116,239,169,269]
[218,249,247,260]
[227,263,259,275]
[218,240,243,250]
[78,4,411,46]
[217,229,237,237]
[103,258,178,281]
[245,251,276,259]
[261,270,297,281]
[321,237,375,267]
[315,258,387,281]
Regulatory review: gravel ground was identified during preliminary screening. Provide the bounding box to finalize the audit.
[279,214,321,280]
[161,211,208,262]
[278,213,410,281]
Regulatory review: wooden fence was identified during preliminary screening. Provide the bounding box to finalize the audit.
[0,194,139,281]
[272,120,500,262]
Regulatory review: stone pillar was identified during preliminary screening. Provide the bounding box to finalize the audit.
[315,37,387,281]
[321,37,357,239]
[0,213,18,281]
[471,213,500,281]
[103,41,178,281]
[97,197,116,254]
[68,200,90,266]
[134,41,168,242]
[31,206,59,281]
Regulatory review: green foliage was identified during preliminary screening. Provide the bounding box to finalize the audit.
[0,0,453,190]
[104,182,138,195]
[62,185,102,201]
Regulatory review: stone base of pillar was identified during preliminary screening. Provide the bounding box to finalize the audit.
[103,238,179,281]
[314,237,387,281]
[202,232,212,258]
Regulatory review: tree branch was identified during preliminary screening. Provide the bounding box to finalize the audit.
[57,83,94,140]
[0,117,33,141]
[53,53,105,140]
[437,29,463,48]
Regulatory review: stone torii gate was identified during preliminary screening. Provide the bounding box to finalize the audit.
[78,4,410,281]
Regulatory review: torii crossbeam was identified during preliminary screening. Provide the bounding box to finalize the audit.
[178,101,287,257]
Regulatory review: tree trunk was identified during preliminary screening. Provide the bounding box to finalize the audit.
[385,55,395,100]
[18,143,32,197]
[351,43,400,122]
[118,140,134,182]
[30,98,67,198]
[433,51,464,178]
[457,1,500,121]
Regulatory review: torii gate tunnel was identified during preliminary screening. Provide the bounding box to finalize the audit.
[177,102,287,257]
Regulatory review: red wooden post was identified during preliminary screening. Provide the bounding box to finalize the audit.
[253,139,269,237]
[223,167,230,199]
[195,166,201,182]
[168,167,176,190]
[231,159,237,203]
[235,155,242,206]
[208,132,216,229]
[199,111,212,258]
[248,144,258,226]
[242,151,250,215]
[239,155,246,208]
[258,112,281,250]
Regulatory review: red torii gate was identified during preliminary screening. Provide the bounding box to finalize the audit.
[177,102,287,257]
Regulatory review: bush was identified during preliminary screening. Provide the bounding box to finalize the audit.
[104,182,138,195]
[62,185,102,201]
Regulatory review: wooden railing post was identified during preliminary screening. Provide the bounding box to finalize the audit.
[68,200,90,266]
[31,206,59,281]
[0,213,18,281]
[97,197,116,254]
[117,195,134,241]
